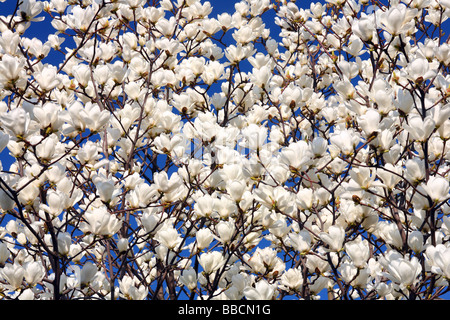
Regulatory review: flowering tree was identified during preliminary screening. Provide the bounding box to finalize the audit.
[0,0,449,301]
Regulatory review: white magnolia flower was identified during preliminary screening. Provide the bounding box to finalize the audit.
[280,140,312,171]
[0,54,26,88]
[179,268,198,291]
[155,226,182,250]
[385,255,422,288]
[358,109,381,136]
[35,65,61,91]
[215,221,235,244]
[280,268,303,292]
[80,262,98,287]
[420,176,450,204]
[80,206,122,237]
[0,263,24,290]
[195,228,214,250]
[320,225,346,252]
[0,107,30,138]
[407,231,424,254]
[425,244,450,279]
[23,261,45,286]
[0,242,10,265]
[289,230,312,254]
[0,0,450,301]
[352,14,375,41]
[403,115,436,142]
[57,232,72,256]
[345,237,370,268]
[379,4,418,36]
[243,280,277,300]
[119,275,148,300]
[198,251,225,274]
[405,58,436,82]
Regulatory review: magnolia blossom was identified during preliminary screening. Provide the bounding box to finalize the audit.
[0,107,30,138]
[79,207,122,237]
[23,261,45,286]
[377,164,403,191]
[320,226,345,252]
[245,247,285,277]
[155,226,182,250]
[403,115,436,142]
[215,221,235,244]
[344,238,370,268]
[243,280,277,300]
[80,262,98,287]
[57,232,72,256]
[0,263,24,290]
[289,231,311,254]
[0,0,448,302]
[426,245,450,279]
[35,65,61,92]
[420,176,450,204]
[380,4,417,36]
[240,123,268,151]
[195,228,214,250]
[407,231,424,254]
[405,58,436,82]
[280,140,312,171]
[330,130,360,156]
[119,275,148,300]
[352,14,375,41]
[405,158,426,183]
[357,109,381,136]
[280,268,303,292]
[384,255,422,288]
[0,242,10,265]
[0,55,26,88]
[198,251,224,274]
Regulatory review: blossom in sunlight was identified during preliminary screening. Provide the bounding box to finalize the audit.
[289,230,311,255]
[35,65,61,92]
[351,14,375,41]
[0,263,24,290]
[0,55,26,89]
[155,225,183,250]
[79,206,122,237]
[24,261,45,287]
[344,237,370,268]
[179,268,198,291]
[0,0,449,302]
[198,251,225,274]
[0,107,30,139]
[119,275,148,300]
[379,4,418,36]
[243,280,277,300]
[404,58,436,82]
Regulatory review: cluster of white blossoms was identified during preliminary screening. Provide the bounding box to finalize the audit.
[0,0,449,300]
